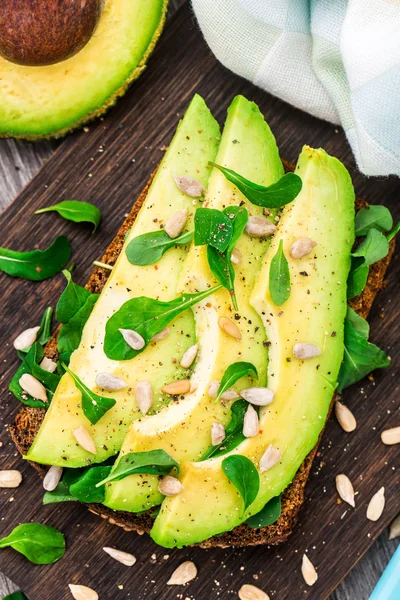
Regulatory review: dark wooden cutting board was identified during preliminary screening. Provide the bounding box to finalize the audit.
[0,4,398,599]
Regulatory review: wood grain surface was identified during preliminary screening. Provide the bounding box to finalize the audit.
[0,3,398,599]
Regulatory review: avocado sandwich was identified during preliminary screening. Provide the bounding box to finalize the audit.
[9,94,396,549]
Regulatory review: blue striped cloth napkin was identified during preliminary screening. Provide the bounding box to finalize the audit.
[192,0,400,177]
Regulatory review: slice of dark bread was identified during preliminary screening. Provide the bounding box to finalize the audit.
[9,165,395,548]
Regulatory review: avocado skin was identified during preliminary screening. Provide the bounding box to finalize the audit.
[0,0,168,139]
[151,146,355,548]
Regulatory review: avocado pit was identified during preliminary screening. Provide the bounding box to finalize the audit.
[0,0,101,66]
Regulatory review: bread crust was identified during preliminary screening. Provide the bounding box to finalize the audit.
[9,166,395,548]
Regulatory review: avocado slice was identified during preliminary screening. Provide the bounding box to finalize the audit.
[103,95,284,512]
[150,146,355,548]
[25,94,220,467]
[0,0,168,139]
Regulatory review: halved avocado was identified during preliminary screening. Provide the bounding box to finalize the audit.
[0,0,168,139]
[150,146,355,548]
[25,94,220,467]
[103,95,284,512]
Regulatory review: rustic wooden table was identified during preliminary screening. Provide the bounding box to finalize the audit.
[0,1,397,599]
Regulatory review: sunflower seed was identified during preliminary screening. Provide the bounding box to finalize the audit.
[40,356,58,373]
[19,373,47,402]
[174,176,205,198]
[335,474,355,507]
[335,401,357,433]
[240,387,274,406]
[72,426,96,455]
[180,343,199,368]
[290,237,317,259]
[260,445,281,473]
[238,583,270,600]
[158,476,183,497]
[135,380,153,415]
[211,423,226,446]
[162,379,191,395]
[95,372,128,391]
[389,514,400,540]
[165,208,188,239]
[68,584,98,600]
[367,487,385,521]
[167,560,197,585]
[43,466,63,492]
[103,546,137,566]
[293,343,322,359]
[245,216,276,238]
[381,426,400,445]
[222,388,240,400]
[301,554,318,586]
[151,327,170,342]
[218,316,242,340]
[208,380,239,400]
[119,328,145,350]
[243,404,259,438]
[230,248,243,265]
[0,470,22,488]
[208,380,220,399]
[13,326,40,351]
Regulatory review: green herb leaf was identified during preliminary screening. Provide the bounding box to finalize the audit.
[216,361,258,402]
[387,221,400,242]
[62,363,116,425]
[207,246,231,294]
[224,205,249,310]
[43,466,93,504]
[352,228,389,266]
[69,465,112,502]
[35,200,102,232]
[56,270,91,324]
[347,259,369,300]
[269,239,290,306]
[246,495,282,528]
[210,162,302,209]
[194,208,233,252]
[225,400,249,436]
[355,205,393,236]
[37,307,53,346]
[225,206,248,253]
[201,399,250,460]
[346,306,369,338]
[348,229,390,299]
[222,455,260,513]
[57,293,99,364]
[4,592,28,600]
[43,481,76,505]
[96,449,180,486]
[0,523,65,565]
[0,236,71,281]
[104,285,221,361]
[9,343,60,408]
[44,459,115,504]
[126,230,193,266]
[337,318,390,392]
[203,206,248,311]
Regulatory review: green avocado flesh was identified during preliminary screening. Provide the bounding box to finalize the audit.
[150,146,355,547]
[25,94,220,467]
[25,93,356,549]
[102,95,284,512]
[0,0,167,138]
